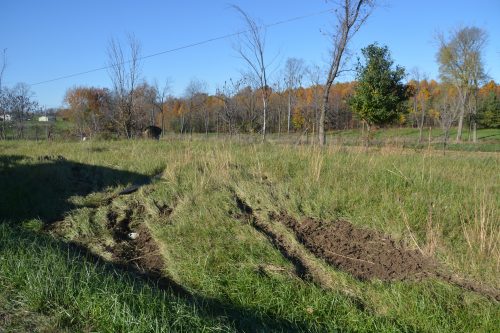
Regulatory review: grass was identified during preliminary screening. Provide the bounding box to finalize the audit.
[0,139,499,332]
[1,118,74,140]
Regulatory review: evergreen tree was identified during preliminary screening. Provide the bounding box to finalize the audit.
[349,43,410,129]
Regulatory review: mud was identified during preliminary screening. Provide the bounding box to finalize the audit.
[277,213,433,282]
[107,207,165,274]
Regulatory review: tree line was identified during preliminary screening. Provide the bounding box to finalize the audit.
[1,1,498,143]
[58,72,499,141]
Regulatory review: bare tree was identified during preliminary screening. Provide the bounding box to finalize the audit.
[306,63,324,141]
[437,26,487,143]
[410,68,431,143]
[2,83,39,139]
[271,78,286,137]
[232,5,270,141]
[319,0,375,145]
[283,57,305,134]
[107,34,142,138]
[436,85,460,154]
[184,78,208,137]
[152,80,171,137]
[216,79,242,136]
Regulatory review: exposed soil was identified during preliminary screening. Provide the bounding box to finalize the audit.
[275,212,500,301]
[106,206,165,274]
[276,213,433,282]
[233,195,336,289]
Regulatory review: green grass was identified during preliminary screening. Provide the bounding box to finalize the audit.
[1,139,499,332]
[319,127,500,152]
[1,118,74,140]
[215,127,500,152]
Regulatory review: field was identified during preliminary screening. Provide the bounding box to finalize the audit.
[0,137,499,332]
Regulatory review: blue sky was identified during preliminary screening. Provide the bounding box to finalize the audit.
[1,0,499,108]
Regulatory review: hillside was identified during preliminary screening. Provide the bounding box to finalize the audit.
[1,140,499,332]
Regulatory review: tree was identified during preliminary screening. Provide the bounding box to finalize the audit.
[184,78,208,137]
[232,5,270,141]
[283,57,305,133]
[152,80,171,137]
[437,26,487,142]
[319,0,375,146]
[349,44,410,135]
[477,81,500,128]
[435,84,460,153]
[1,83,40,139]
[64,87,111,138]
[305,63,324,139]
[216,79,243,136]
[107,34,142,138]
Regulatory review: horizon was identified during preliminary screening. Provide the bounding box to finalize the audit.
[1,0,499,108]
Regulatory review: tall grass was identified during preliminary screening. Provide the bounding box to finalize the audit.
[1,139,499,332]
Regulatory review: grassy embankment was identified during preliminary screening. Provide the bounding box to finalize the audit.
[0,139,498,332]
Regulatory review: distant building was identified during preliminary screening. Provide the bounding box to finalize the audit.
[38,115,55,122]
[0,114,12,121]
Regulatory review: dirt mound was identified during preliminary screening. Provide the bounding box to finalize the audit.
[277,213,433,282]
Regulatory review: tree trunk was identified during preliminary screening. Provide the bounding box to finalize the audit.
[418,96,425,144]
[319,92,328,146]
[365,122,371,148]
[205,109,209,138]
[216,110,219,138]
[443,128,449,155]
[278,104,281,139]
[455,89,468,142]
[161,111,165,138]
[472,91,478,143]
[472,121,477,143]
[287,91,291,134]
[262,92,267,142]
[455,107,464,142]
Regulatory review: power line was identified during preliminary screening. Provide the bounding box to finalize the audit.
[29,7,334,86]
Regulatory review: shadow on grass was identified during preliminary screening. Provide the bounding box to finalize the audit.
[2,224,310,332]
[0,154,150,224]
[0,154,309,332]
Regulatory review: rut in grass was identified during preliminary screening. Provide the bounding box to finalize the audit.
[232,191,500,302]
[274,212,433,282]
[277,212,500,302]
[106,204,165,275]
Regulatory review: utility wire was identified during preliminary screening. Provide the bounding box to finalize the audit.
[29,7,334,86]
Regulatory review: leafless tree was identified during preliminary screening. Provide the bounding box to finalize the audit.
[319,0,375,145]
[152,80,171,137]
[232,5,270,141]
[2,83,39,139]
[410,68,430,143]
[283,57,305,133]
[306,63,324,140]
[107,34,142,138]
[216,79,242,136]
[437,26,487,143]
[184,78,208,137]
[436,85,460,154]
[271,78,286,137]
